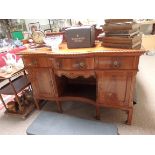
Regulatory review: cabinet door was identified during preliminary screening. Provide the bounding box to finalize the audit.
[97,71,134,107]
[35,68,56,98]
[27,68,56,99]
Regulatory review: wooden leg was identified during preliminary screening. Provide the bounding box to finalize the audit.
[14,95,22,111]
[56,100,63,113]
[95,105,100,120]
[34,98,40,110]
[8,78,22,111]
[126,108,133,125]
[0,94,8,110]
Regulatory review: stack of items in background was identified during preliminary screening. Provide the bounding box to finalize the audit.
[102,19,142,49]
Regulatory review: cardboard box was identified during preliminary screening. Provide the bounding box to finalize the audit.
[65,26,95,49]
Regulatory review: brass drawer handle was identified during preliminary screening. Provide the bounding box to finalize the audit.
[27,63,32,67]
[79,62,85,68]
[113,60,120,68]
[27,61,37,67]
[73,62,86,69]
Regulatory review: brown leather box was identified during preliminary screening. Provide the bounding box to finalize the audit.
[65,26,95,49]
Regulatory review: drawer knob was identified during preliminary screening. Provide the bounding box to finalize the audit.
[79,62,85,68]
[113,60,120,68]
[73,62,85,69]
[27,61,37,67]
[27,63,32,67]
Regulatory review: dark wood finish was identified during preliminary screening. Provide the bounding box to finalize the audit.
[20,42,145,124]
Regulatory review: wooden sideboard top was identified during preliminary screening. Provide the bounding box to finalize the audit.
[18,42,146,56]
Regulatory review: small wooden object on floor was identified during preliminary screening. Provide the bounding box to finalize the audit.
[5,103,35,119]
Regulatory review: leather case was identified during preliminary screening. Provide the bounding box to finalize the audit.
[65,26,95,49]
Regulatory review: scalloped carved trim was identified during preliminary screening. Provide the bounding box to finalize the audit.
[56,71,95,79]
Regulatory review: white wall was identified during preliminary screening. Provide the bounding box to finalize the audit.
[142,35,155,50]
[140,24,153,35]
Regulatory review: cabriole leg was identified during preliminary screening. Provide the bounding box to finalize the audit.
[56,100,63,113]
[126,108,133,125]
[34,98,40,110]
[95,105,100,120]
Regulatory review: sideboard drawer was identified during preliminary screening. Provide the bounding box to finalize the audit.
[23,57,49,68]
[52,58,95,70]
[97,56,136,69]
[22,57,37,68]
[36,57,49,67]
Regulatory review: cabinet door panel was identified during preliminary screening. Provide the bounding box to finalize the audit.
[27,68,56,98]
[97,71,132,106]
[34,68,56,98]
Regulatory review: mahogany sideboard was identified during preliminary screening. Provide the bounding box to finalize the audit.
[19,43,145,124]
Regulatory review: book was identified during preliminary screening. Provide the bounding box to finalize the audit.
[102,41,142,49]
[103,23,140,31]
[105,19,134,24]
[105,30,140,37]
[102,34,142,44]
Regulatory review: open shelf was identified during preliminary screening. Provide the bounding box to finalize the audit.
[62,84,96,101]
[0,75,30,95]
[56,76,96,101]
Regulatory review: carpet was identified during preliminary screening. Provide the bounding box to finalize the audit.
[26,103,118,135]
